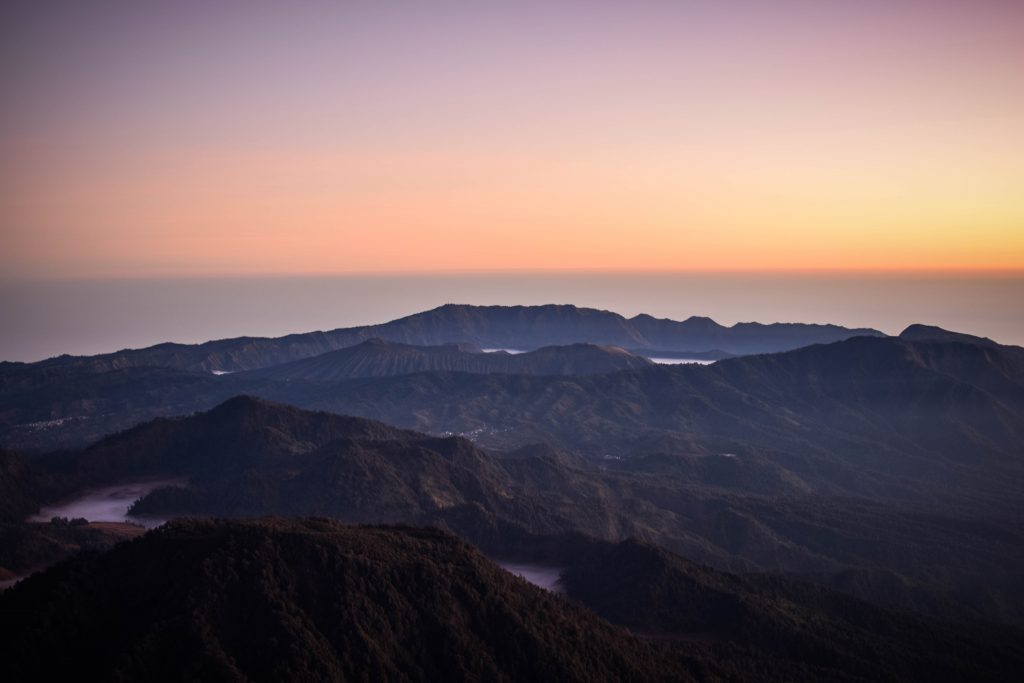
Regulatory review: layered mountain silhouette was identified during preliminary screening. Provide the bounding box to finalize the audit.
[241,338,652,381]
[37,397,520,523]
[5,303,884,373]
[5,331,1023,510]
[4,305,1023,680]
[4,319,1023,631]
[256,335,1024,507]
[14,396,1024,628]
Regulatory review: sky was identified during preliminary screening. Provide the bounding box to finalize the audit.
[1,0,1023,278]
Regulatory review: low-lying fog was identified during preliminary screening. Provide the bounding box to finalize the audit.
[648,357,716,365]
[497,562,564,593]
[30,479,185,529]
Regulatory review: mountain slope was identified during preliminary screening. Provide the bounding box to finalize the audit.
[0,519,705,682]
[4,518,1021,682]
[555,536,1024,682]
[242,338,652,382]
[35,396,518,524]
[259,335,1024,507]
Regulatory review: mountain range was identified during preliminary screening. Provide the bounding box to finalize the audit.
[4,303,883,374]
[7,395,1022,629]
[2,306,1022,680]
[7,328,1019,510]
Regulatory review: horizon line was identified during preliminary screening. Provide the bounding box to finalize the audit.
[5,265,1024,283]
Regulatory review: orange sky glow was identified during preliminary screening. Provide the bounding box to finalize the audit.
[2,1,1022,278]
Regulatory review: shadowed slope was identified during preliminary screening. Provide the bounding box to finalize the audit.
[556,536,1024,682]
[0,518,703,682]
[4,518,1021,682]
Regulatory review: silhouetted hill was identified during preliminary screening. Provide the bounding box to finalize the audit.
[242,338,652,382]
[7,303,884,373]
[0,518,706,682]
[36,396,513,518]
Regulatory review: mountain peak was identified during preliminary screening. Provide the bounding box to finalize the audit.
[681,315,723,329]
[207,394,276,415]
[899,324,1000,348]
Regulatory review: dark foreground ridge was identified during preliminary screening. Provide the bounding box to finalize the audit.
[2,518,1022,683]
[554,535,1024,682]
[0,518,703,682]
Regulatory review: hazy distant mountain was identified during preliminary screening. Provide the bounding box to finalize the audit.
[6,304,885,373]
[348,304,882,357]
[241,338,653,382]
